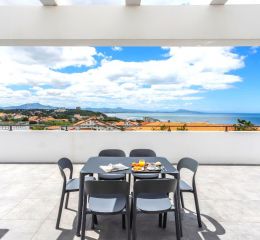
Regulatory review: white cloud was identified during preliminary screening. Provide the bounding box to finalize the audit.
[2,0,259,7]
[112,47,123,51]
[141,0,210,5]
[56,0,125,5]
[0,46,244,110]
[0,0,41,5]
[0,0,126,6]
[0,47,97,69]
[226,0,260,4]
[250,46,259,54]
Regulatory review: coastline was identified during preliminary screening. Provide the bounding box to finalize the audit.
[106,112,260,125]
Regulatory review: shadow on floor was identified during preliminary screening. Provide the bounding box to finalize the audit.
[182,209,225,240]
[0,229,9,239]
[57,216,78,240]
[56,209,225,240]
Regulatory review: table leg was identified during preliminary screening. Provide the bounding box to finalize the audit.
[76,172,85,236]
[174,191,181,240]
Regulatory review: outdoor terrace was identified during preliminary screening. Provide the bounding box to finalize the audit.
[0,164,260,240]
[0,130,259,240]
[1,0,260,239]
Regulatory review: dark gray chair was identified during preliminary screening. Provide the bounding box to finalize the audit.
[177,157,202,227]
[130,149,159,181]
[81,180,130,240]
[98,149,126,180]
[56,157,94,229]
[132,179,179,240]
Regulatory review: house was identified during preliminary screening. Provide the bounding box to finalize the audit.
[74,114,82,120]
[73,117,120,131]
[115,120,140,128]
[54,109,66,113]
[13,114,28,120]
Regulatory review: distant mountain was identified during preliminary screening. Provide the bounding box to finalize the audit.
[84,107,204,114]
[84,107,150,113]
[0,103,204,114]
[170,109,203,114]
[3,103,57,110]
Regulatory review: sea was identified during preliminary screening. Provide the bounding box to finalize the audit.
[105,112,260,125]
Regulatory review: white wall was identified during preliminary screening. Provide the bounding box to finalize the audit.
[0,5,260,46]
[0,131,259,164]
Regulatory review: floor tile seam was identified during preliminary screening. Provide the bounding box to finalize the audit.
[30,198,60,240]
[0,197,28,220]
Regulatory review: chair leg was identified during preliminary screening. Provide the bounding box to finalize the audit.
[91,215,95,230]
[94,214,98,225]
[163,213,167,229]
[122,214,126,229]
[126,210,131,240]
[65,192,70,209]
[56,191,65,229]
[174,191,181,240]
[81,197,87,240]
[130,198,133,228]
[158,214,162,227]
[180,191,185,209]
[193,190,202,228]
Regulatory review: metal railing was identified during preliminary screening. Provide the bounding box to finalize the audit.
[136,124,260,132]
[0,124,71,131]
[138,124,233,132]
[0,123,259,132]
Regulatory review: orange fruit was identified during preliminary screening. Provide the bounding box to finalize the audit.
[139,160,145,167]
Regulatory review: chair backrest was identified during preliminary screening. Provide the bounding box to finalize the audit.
[177,157,199,173]
[177,157,199,189]
[129,149,156,157]
[84,180,129,196]
[57,157,73,183]
[133,179,177,198]
[99,149,126,157]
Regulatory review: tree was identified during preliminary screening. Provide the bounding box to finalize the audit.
[30,125,45,130]
[160,125,168,131]
[21,117,29,121]
[177,123,188,131]
[233,119,257,131]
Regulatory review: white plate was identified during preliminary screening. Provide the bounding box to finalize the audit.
[146,166,159,171]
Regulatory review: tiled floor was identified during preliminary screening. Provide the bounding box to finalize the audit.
[0,164,260,240]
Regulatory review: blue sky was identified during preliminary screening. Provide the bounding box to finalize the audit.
[0,46,259,113]
[101,46,260,113]
[191,47,260,113]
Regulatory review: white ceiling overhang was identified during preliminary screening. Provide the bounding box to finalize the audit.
[0,0,259,46]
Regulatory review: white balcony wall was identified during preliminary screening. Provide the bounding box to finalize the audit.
[0,131,259,164]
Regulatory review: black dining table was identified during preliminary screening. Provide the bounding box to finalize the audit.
[76,156,182,239]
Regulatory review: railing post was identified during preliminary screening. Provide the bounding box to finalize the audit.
[225,126,228,132]
[65,126,68,131]
[9,125,12,131]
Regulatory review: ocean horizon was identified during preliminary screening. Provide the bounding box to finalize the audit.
[105,112,260,125]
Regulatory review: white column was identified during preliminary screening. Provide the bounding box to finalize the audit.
[125,0,141,6]
[210,0,229,5]
[39,0,57,6]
